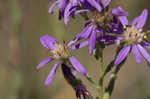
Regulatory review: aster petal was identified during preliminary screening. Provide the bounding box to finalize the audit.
[76,26,91,39]
[71,41,89,50]
[64,3,77,24]
[132,9,148,29]
[132,45,141,64]
[136,9,148,29]
[79,25,93,39]
[72,0,78,5]
[77,26,88,39]
[40,35,58,50]
[37,57,53,70]
[103,0,111,7]
[80,0,94,10]
[89,30,96,55]
[118,16,128,26]
[131,16,140,27]
[142,41,150,49]
[44,61,61,87]
[67,37,79,47]
[58,0,67,10]
[49,1,58,14]
[87,0,102,12]
[112,6,128,16]
[75,9,89,15]
[64,3,72,25]
[114,45,131,66]
[115,6,128,26]
[69,56,86,75]
[137,44,150,64]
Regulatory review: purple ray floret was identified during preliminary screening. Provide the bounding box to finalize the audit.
[114,9,150,66]
[114,45,131,66]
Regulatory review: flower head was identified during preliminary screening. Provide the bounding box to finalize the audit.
[114,9,150,66]
[37,35,86,87]
[70,6,128,55]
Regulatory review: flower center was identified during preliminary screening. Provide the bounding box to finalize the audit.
[123,26,145,44]
[51,42,70,60]
[92,11,105,24]
[91,11,113,29]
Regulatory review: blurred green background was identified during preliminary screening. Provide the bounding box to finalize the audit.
[0,0,150,99]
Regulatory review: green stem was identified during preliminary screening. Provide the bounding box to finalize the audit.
[94,43,105,99]
[98,55,103,99]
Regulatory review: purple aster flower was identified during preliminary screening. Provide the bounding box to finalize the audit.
[37,35,86,87]
[70,5,128,55]
[114,9,150,66]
